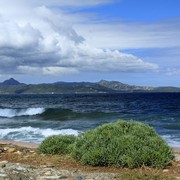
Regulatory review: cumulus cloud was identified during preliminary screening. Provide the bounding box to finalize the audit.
[0,0,158,77]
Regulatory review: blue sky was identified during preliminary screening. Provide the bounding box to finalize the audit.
[89,0,180,22]
[0,0,180,86]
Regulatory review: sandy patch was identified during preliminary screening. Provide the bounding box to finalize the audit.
[0,140,39,149]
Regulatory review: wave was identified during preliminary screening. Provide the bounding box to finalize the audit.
[40,108,118,120]
[0,107,119,120]
[0,126,79,143]
[162,135,180,147]
[0,108,45,118]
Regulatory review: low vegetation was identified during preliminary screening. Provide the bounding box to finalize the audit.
[38,135,76,155]
[39,120,174,168]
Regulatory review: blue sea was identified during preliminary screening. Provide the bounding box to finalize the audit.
[0,93,179,147]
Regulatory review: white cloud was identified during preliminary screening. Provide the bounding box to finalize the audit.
[37,0,114,7]
[166,68,180,76]
[42,67,79,75]
[18,66,79,75]
[0,0,158,77]
[75,21,180,50]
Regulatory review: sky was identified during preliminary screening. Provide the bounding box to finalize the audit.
[0,0,180,86]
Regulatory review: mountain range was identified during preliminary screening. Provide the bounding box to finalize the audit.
[0,78,179,94]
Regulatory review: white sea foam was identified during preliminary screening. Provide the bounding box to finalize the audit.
[0,108,45,118]
[162,135,180,147]
[0,126,80,143]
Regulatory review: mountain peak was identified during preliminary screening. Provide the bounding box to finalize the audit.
[1,78,24,85]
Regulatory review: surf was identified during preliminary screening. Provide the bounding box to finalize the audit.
[0,108,45,118]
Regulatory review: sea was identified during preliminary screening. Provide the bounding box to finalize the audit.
[0,93,179,147]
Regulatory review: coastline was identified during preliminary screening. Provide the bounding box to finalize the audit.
[0,139,180,153]
[0,140,39,149]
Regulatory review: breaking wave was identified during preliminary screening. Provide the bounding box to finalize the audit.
[0,108,45,118]
[0,126,79,143]
[0,107,118,120]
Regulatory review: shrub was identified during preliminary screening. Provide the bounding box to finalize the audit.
[73,120,174,168]
[38,135,76,155]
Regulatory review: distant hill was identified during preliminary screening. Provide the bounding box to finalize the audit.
[97,80,154,92]
[0,78,25,86]
[0,78,179,94]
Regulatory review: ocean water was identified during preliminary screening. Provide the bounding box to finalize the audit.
[0,93,179,147]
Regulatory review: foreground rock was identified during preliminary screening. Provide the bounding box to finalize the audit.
[0,161,116,180]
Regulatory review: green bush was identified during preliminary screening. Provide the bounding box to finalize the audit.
[38,135,76,155]
[73,120,174,168]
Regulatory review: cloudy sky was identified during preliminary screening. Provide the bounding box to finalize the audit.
[0,0,180,86]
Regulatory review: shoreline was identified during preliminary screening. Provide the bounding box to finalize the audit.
[0,139,180,153]
[0,140,39,149]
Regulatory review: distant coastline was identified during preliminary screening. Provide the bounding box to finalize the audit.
[0,78,180,94]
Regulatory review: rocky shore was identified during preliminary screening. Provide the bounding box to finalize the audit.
[0,140,180,180]
[0,161,117,180]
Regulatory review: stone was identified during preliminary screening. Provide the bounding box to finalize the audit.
[14,151,22,155]
[59,175,68,179]
[16,166,27,171]
[29,150,35,153]
[8,172,31,180]
[7,147,16,153]
[0,173,8,180]
[37,176,61,180]
[0,161,8,168]
[44,171,52,176]
[74,176,84,180]
[174,154,180,161]
[3,147,8,151]
[0,148,4,153]
[163,169,169,173]
[59,169,70,174]
[40,165,48,168]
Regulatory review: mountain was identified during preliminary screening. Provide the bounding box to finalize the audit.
[98,80,154,92]
[0,78,25,86]
[0,78,179,94]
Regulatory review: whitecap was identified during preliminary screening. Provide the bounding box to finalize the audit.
[0,126,80,143]
[0,108,45,118]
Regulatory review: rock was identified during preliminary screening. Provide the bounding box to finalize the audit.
[40,165,48,168]
[29,150,35,153]
[14,151,22,155]
[163,169,169,173]
[174,154,180,161]
[59,169,70,174]
[44,171,52,176]
[8,171,32,180]
[0,161,8,168]
[16,166,27,171]
[0,173,8,180]
[37,176,61,180]
[0,148,4,153]
[59,175,68,179]
[7,147,16,153]
[74,176,84,180]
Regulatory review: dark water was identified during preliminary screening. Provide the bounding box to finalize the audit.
[0,93,179,146]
